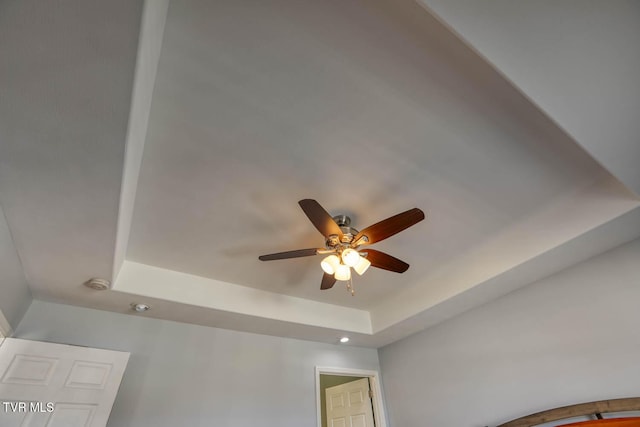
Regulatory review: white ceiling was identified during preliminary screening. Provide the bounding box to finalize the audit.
[1,0,639,347]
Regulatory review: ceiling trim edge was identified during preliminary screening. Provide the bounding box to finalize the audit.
[113,0,170,280]
[113,260,373,334]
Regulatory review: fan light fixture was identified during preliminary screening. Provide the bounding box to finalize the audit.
[321,255,341,275]
[259,199,426,295]
[334,264,351,281]
[341,248,360,267]
[323,249,371,280]
[353,256,371,275]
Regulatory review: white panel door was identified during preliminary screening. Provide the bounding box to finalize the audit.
[326,378,375,427]
[0,338,129,427]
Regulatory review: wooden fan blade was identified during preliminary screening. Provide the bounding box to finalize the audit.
[364,249,409,273]
[298,199,343,238]
[320,273,337,290]
[258,248,319,261]
[354,208,424,245]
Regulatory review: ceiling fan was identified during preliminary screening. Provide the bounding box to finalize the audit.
[259,199,425,293]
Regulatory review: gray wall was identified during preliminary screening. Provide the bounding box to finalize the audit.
[379,238,640,427]
[0,207,31,330]
[14,301,380,427]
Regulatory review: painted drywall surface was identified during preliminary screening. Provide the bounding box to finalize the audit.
[0,207,31,330]
[0,0,144,295]
[379,238,640,427]
[320,375,363,427]
[113,0,169,279]
[14,301,380,427]
[419,0,640,194]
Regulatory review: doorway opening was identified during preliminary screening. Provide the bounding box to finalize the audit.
[315,366,387,427]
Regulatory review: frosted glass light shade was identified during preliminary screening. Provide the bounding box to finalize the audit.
[353,256,371,275]
[321,255,340,275]
[335,264,351,281]
[341,248,360,267]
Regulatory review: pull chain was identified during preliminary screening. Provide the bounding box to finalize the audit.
[346,277,355,296]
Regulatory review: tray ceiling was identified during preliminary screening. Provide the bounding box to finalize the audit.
[1,0,638,347]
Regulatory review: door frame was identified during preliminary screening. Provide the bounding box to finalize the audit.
[0,309,11,339]
[315,366,388,427]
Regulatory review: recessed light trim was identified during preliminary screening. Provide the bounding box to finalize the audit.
[339,337,350,343]
[131,303,150,313]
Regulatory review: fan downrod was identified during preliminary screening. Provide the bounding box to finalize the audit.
[332,215,351,227]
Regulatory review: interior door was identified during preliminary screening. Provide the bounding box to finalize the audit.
[326,377,375,427]
[0,338,129,427]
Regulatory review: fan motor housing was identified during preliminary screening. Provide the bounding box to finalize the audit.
[326,215,359,247]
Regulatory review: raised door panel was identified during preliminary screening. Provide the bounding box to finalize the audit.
[330,418,346,427]
[2,356,58,386]
[45,403,97,427]
[0,405,34,427]
[350,414,367,427]
[330,392,345,411]
[348,390,364,405]
[65,362,112,390]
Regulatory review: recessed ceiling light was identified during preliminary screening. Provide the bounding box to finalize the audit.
[131,303,150,313]
[339,337,350,343]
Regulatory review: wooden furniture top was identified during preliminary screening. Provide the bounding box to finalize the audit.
[497,398,640,427]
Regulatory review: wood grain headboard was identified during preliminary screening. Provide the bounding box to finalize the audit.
[497,398,640,427]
